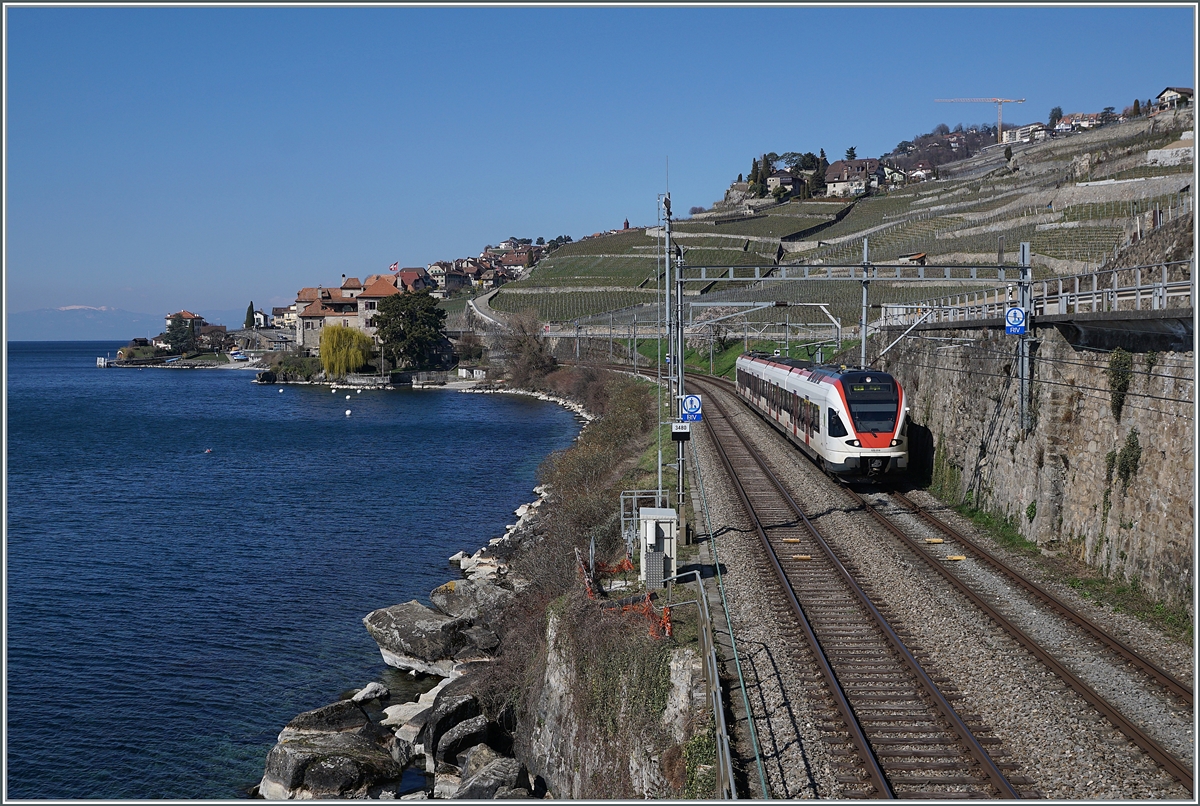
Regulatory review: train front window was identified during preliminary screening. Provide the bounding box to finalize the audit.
[843,378,899,434]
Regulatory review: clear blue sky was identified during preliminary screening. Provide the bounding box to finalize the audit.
[6,4,1196,317]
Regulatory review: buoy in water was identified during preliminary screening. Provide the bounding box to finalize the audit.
[346,395,351,400]
[204,448,212,453]
[278,388,284,393]
[345,409,352,416]
[357,389,361,394]
[331,388,337,393]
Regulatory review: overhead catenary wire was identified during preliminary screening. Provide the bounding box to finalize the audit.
[880,356,1194,418]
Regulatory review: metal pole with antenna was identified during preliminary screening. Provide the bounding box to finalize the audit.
[675,236,686,515]
[860,237,871,369]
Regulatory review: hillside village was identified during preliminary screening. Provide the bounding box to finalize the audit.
[125,86,1192,369]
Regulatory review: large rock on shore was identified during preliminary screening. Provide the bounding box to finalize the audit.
[259,698,411,799]
[363,600,471,676]
[453,745,525,799]
[429,578,515,629]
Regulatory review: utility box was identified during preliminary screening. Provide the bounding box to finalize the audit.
[639,507,678,586]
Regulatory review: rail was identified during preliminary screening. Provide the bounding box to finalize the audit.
[878,260,1193,327]
[693,374,1022,798]
[845,487,1194,793]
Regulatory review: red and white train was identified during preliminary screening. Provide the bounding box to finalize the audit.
[735,352,908,476]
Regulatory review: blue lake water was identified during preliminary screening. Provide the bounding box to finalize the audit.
[5,341,581,799]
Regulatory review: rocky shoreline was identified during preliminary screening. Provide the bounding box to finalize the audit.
[256,386,582,800]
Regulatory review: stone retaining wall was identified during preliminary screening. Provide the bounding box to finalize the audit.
[876,324,1193,609]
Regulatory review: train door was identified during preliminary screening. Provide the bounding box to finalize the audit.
[802,397,812,445]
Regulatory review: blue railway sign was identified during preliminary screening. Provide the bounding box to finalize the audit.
[1005,307,1026,335]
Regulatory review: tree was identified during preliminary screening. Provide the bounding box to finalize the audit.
[933,123,950,136]
[536,236,545,245]
[454,330,484,362]
[164,315,196,354]
[844,146,857,160]
[749,158,760,184]
[319,325,373,379]
[1049,106,1063,128]
[502,310,556,387]
[1004,145,1013,162]
[245,302,255,329]
[736,173,743,183]
[373,290,448,369]
[1132,99,1141,117]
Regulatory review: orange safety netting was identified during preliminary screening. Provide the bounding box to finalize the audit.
[596,555,634,574]
[621,592,673,639]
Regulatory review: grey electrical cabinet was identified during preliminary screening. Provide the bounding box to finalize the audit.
[638,507,677,585]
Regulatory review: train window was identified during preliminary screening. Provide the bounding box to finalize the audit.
[844,384,899,432]
[828,409,848,437]
[812,402,821,434]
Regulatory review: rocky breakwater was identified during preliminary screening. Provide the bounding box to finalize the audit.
[257,495,549,800]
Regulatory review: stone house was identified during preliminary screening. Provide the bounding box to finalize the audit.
[824,159,884,196]
[1003,123,1048,144]
[908,160,934,182]
[765,170,796,192]
[295,285,364,354]
[164,309,206,333]
[397,268,434,293]
[1155,87,1193,112]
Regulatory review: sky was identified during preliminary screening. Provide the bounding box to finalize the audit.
[5,4,1197,319]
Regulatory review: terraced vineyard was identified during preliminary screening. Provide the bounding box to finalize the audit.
[496,107,1192,328]
[517,255,660,288]
[489,288,659,322]
[674,215,829,239]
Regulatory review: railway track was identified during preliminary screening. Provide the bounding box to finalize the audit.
[694,374,1035,798]
[845,486,1195,791]
[681,369,1193,795]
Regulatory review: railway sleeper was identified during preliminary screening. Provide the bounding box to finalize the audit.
[867,736,1003,745]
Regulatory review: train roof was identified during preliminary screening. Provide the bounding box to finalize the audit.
[740,352,896,384]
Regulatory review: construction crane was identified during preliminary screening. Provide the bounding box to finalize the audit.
[935,98,1025,145]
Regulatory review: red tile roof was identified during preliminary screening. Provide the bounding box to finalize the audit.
[360,277,404,298]
[341,277,363,289]
[167,310,203,319]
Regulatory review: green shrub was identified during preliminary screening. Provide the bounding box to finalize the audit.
[1106,348,1133,421]
[1026,501,1037,523]
[683,720,717,798]
[1116,429,1141,491]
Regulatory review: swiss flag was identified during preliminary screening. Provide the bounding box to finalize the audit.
[389,262,399,272]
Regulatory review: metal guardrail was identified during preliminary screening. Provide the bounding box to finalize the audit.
[878,260,1193,327]
[665,571,738,800]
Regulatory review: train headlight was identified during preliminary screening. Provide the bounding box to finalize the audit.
[846,439,861,447]
[891,439,899,447]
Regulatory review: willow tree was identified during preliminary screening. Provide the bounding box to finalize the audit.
[319,324,373,379]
